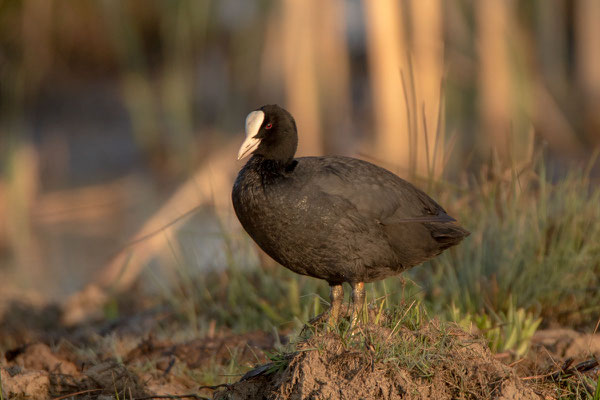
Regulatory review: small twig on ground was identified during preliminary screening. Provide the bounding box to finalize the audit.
[521,358,599,381]
[131,384,230,400]
[197,383,230,390]
[133,394,210,400]
[52,388,103,400]
[550,358,598,381]
[162,357,176,377]
[549,358,575,380]
[508,357,526,368]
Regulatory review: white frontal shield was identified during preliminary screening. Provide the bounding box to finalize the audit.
[237,110,265,160]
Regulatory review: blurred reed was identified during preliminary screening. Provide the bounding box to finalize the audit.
[363,0,410,174]
[411,0,444,177]
[576,0,600,144]
[477,0,513,162]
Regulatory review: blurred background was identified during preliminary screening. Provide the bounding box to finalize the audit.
[0,0,599,328]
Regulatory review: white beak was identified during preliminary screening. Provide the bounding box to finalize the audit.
[237,110,265,160]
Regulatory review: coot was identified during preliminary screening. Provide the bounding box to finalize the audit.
[232,104,469,325]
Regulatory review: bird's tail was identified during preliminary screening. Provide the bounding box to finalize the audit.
[431,223,470,249]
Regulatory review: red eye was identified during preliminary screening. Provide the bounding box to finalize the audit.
[265,123,272,130]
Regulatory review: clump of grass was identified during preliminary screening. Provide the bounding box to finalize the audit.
[421,154,600,328]
[261,300,451,377]
[287,301,469,380]
[363,303,454,379]
[184,348,247,386]
[151,253,329,333]
[450,300,541,357]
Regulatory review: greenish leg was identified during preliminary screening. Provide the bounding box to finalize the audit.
[305,283,344,332]
[350,282,365,327]
[327,284,344,327]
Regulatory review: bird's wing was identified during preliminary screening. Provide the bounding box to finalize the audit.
[297,156,452,224]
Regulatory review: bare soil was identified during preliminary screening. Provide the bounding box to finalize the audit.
[1,299,599,399]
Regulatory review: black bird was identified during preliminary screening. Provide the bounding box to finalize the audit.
[232,104,469,326]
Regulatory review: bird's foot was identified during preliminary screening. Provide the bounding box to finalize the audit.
[301,284,344,335]
[301,309,339,335]
[349,282,366,331]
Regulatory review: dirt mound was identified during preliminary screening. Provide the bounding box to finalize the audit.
[216,321,541,400]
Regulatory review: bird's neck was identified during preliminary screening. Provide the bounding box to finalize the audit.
[251,155,293,171]
[248,155,296,181]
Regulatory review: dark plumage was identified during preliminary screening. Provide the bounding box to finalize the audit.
[232,104,469,325]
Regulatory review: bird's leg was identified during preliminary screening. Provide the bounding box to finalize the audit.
[327,284,344,327]
[306,284,344,330]
[350,282,365,327]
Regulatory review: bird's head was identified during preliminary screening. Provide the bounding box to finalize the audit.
[237,104,298,164]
